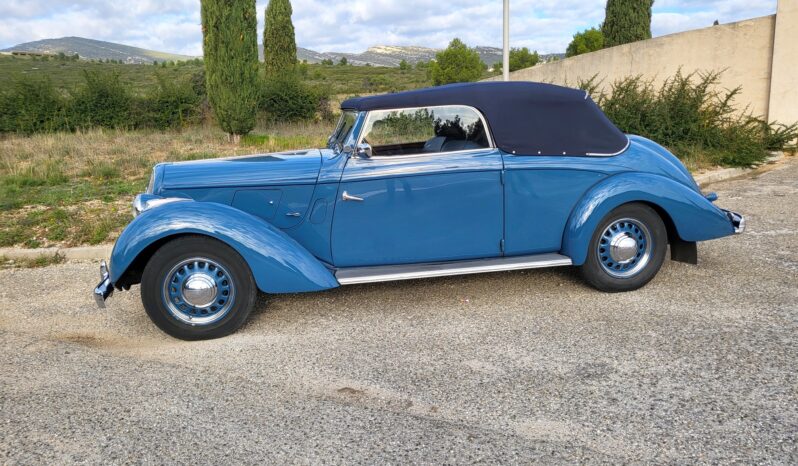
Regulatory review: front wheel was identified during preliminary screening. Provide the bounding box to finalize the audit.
[579,203,667,292]
[141,236,257,340]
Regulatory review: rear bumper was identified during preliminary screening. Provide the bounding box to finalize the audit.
[93,260,113,308]
[723,210,745,234]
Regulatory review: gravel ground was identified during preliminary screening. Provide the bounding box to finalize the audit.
[1,159,797,464]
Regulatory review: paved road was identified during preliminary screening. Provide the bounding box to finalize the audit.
[2,160,797,464]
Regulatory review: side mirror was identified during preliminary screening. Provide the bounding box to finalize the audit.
[356,143,373,158]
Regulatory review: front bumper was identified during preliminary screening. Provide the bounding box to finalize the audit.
[93,260,113,308]
[723,210,745,234]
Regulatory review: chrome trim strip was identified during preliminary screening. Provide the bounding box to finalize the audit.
[585,136,631,157]
[356,104,496,159]
[335,253,573,285]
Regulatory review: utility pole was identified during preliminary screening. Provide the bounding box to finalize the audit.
[503,0,510,81]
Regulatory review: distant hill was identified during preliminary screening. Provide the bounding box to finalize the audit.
[1,37,197,64]
[264,44,565,67]
[3,36,563,68]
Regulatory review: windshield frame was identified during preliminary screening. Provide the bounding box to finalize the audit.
[328,110,359,152]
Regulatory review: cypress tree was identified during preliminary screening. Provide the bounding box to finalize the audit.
[602,0,654,48]
[201,0,259,141]
[263,0,297,75]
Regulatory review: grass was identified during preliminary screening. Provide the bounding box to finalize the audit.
[0,122,334,248]
[0,253,65,269]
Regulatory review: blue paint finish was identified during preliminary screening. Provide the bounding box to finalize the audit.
[110,200,339,293]
[160,149,322,190]
[331,149,504,267]
[562,172,734,265]
[231,189,282,221]
[503,167,607,254]
[282,183,341,264]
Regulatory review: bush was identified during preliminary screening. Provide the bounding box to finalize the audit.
[0,77,69,134]
[141,74,203,129]
[259,74,327,122]
[583,71,798,167]
[69,71,132,129]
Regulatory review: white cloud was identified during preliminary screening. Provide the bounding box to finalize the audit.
[0,0,779,55]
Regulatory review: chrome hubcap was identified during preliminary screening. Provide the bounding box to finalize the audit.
[182,274,217,308]
[597,218,652,278]
[609,234,639,264]
[162,258,235,326]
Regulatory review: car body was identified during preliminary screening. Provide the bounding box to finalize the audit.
[94,82,744,340]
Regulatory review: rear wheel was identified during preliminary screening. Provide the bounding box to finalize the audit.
[141,236,257,340]
[579,203,667,292]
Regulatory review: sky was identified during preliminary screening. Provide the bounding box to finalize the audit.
[0,0,779,55]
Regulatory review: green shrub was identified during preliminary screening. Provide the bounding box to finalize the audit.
[142,74,202,129]
[583,71,798,167]
[259,73,326,122]
[0,77,69,134]
[69,71,132,129]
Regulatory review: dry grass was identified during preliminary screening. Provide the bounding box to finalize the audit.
[0,121,334,248]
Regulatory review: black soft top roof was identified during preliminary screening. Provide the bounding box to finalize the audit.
[341,81,628,156]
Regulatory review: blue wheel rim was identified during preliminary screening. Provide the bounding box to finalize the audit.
[597,218,652,279]
[161,257,235,326]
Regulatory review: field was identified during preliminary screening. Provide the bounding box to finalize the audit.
[0,54,436,96]
[0,123,333,248]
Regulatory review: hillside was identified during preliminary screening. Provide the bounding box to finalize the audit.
[1,37,196,64]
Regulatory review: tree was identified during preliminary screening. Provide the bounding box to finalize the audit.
[320,58,333,66]
[398,59,410,71]
[566,27,605,57]
[263,0,297,75]
[201,0,259,141]
[429,38,484,85]
[338,57,348,66]
[494,47,540,72]
[602,0,653,47]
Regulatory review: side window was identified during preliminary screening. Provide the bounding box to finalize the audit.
[360,105,490,157]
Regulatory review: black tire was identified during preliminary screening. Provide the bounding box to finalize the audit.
[578,203,667,292]
[141,236,257,340]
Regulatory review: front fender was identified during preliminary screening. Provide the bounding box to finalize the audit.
[562,172,734,265]
[110,201,339,293]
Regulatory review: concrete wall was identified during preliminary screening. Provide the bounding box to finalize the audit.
[491,0,796,124]
[769,0,798,125]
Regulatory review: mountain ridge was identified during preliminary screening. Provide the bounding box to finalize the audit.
[4,37,564,67]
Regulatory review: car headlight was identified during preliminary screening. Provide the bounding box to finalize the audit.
[132,194,189,218]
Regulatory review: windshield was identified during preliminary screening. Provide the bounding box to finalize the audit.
[328,110,357,150]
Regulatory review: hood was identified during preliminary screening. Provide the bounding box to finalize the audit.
[153,149,322,193]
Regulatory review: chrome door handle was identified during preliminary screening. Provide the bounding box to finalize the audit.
[342,191,364,202]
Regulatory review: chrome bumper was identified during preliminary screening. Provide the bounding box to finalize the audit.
[723,210,745,234]
[93,260,113,308]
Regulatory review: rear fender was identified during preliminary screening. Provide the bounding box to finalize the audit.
[562,172,734,265]
[110,201,339,293]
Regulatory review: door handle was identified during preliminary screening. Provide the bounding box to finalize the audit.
[342,191,364,202]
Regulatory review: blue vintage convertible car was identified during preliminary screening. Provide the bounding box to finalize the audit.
[94,82,744,340]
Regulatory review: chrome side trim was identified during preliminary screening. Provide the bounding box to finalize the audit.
[335,253,573,285]
[585,136,631,157]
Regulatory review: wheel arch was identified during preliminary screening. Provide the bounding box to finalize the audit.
[110,201,339,294]
[561,172,734,265]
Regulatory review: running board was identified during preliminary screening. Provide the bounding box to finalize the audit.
[335,253,573,285]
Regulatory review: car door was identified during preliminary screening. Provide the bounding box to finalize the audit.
[331,105,504,268]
